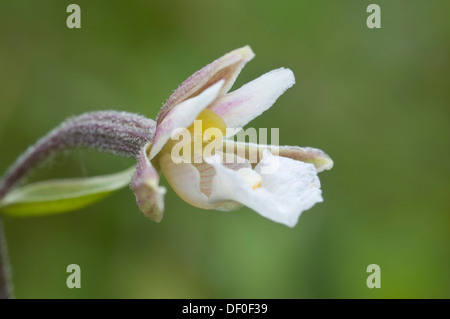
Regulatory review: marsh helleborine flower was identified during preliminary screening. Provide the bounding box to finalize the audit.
[130,46,333,227]
[0,45,332,227]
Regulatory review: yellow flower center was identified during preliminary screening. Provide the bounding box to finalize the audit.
[187,108,227,142]
[161,108,227,161]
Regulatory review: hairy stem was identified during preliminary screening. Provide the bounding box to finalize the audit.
[0,111,156,199]
[0,216,13,298]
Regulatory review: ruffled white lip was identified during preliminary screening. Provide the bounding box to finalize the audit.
[205,151,323,227]
[160,149,323,227]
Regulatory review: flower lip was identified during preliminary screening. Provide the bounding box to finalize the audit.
[203,151,324,227]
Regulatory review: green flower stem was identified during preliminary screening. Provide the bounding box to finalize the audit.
[0,111,156,299]
[0,111,155,200]
[0,216,13,299]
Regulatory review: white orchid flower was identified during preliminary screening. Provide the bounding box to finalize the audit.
[0,45,334,301]
[130,46,333,227]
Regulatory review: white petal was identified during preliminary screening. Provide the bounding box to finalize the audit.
[149,80,224,160]
[205,152,323,227]
[209,68,295,129]
[130,143,166,222]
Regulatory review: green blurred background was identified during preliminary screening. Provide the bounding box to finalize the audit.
[0,0,449,298]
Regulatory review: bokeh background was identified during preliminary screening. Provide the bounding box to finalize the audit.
[0,0,449,298]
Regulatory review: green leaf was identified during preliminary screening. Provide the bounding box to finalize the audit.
[0,167,135,217]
